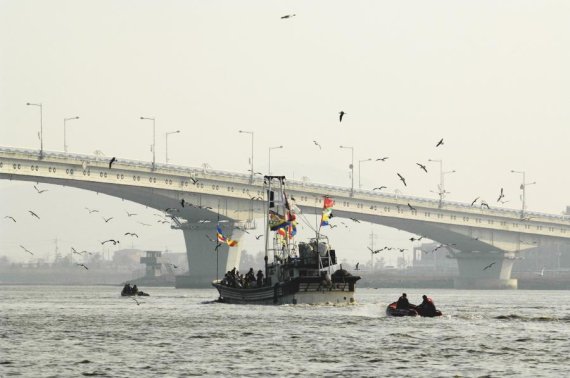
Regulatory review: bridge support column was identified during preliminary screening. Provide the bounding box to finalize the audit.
[175,222,244,288]
[453,251,518,289]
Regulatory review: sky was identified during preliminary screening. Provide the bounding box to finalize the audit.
[1,0,569,265]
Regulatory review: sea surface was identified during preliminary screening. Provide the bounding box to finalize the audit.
[1,286,569,377]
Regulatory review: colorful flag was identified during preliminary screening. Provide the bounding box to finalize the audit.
[269,210,288,231]
[320,196,335,227]
[216,225,238,247]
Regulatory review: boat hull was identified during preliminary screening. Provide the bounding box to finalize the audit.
[213,276,359,305]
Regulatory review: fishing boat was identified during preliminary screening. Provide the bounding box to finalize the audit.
[212,175,360,305]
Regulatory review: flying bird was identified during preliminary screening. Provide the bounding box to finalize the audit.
[281,14,296,19]
[355,262,360,270]
[85,207,99,214]
[71,247,82,255]
[349,218,360,223]
[376,157,389,162]
[470,197,480,206]
[255,235,263,240]
[482,262,496,271]
[373,186,387,191]
[367,247,383,254]
[416,163,428,173]
[28,210,40,219]
[313,140,322,149]
[76,263,89,270]
[109,157,116,169]
[126,211,137,217]
[480,201,490,209]
[497,188,505,203]
[189,177,199,185]
[138,222,151,226]
[101,239,119,245]
[103,217,114,223]
[410,236,424,242]
[329,224,338,229]
[131,297,142,306]
[407,203,417,211]
[158,220,170,224]
[33,185,48,194]
[20,245,33,255]
[398,248,407,253]
[4,216,16,222]
[397,173,407,186]
[339,111,346,122]
[124,232,139,238]
[205,235,215,242]
[436,138,444,147]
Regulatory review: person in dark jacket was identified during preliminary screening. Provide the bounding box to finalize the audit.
[396,293,411,309]
[417,295,437,316]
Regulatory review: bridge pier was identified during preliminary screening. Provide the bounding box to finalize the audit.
[453,251,518,289]
[175,222,244,288]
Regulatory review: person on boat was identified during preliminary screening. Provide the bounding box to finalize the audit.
[256,270,264,287]
[396,293,412,309]
[122,283,131,295]
[132,285,139,295]
[417,295,437,316]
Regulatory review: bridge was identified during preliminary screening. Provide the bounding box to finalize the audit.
[2,146,570,289]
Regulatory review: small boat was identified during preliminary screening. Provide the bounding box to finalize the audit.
[385,302,442,317]
[212,175,360,305]
[121,284,149,297]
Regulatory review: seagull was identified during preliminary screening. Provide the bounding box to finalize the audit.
[536,268,545,277]
[470,197,480,206]
[407,203,417,211]
[124,232,139,238]
[85,207,99,214]
[165,208,179,213]
[71,247,82,255]
[138,222,151,226]
[103,217,114,223]
[482,262,496,271]
[355,262,360,270]
[497,188,505,203]
[131,297,142,306]
[189,177,199,185]
[76,263,89,270]
[339,111,346,122]
[33,185,48,194]
[126,211,137,217]
[250,196,263,201]
[205,235,215,242]
[398,248,407,253]
[397,173,407,186]
[436,138,444,147]
[281,14,296,19]
[101,239,119,245]
[28,210,40,219]
[416,163,428,173]
[329,224,338,229]
[349,218,360,223]
[313,140,322,149]
[108,157,117,169]
[4,216,16,222]
[165,263,179,269]
[180,199,186,207]
[373,186,387,191]
[255,235,263,240]
[20,245,33,255]
[410,236,424,242]
[376,157,389,162]
[480,201,490,209]
[158,220,170,224]
[367,247,382,254]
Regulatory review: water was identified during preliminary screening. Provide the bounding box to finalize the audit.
[1,286,569,377]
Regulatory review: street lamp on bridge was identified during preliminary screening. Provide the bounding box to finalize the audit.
[511,170,536,219]
[358,158,372,189]
[339,145,354,197]
[26,102,43,159]
[428,159,456,208]
[165,130,180,164]
[63,116,79,153]
[238,130,254,183]
[140,116,156,171]
[268,145,283,175]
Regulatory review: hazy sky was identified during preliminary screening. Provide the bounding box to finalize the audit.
[1,0,569,265]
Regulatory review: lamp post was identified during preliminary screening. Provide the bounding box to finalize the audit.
[340,145,354,197]
[268,145,283,175]
[358,158,372,189]
[140,117,156,170]
[511,170,536,219]
[165,130,180,164]
[239,130,254,182]
[428,159,456,208]
[63,116,79,153]
[26,102,43,159]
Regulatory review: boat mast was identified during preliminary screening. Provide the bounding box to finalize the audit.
[263,176,272,282]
